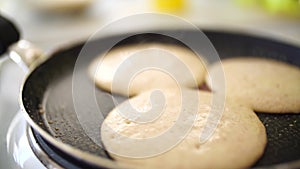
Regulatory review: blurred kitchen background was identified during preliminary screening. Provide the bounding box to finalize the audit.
[1,0,300,49]
[0,0,299,167]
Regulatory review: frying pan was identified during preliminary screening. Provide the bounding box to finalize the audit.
[1,15,300,169]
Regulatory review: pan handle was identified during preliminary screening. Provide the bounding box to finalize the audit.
[0,15,42,71]
[0,15,20,56]
[9,40,43,71]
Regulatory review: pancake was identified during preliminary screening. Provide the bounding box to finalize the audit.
[101,89,267,169]
[206,57,300,113]
[89,43,206,97]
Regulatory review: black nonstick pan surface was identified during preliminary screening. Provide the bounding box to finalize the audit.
[21,30,300,168]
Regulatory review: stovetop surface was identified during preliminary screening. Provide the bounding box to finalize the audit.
[0,59,45,169]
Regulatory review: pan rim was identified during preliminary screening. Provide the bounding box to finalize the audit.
[20,28,300,169]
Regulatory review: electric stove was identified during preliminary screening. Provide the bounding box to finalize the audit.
[0,58,107,169]
[0,58,45,169]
